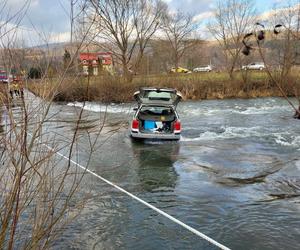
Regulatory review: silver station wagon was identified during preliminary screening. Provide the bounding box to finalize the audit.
[130,87,182,140]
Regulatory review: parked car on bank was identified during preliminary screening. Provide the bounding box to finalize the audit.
[242,62,265,71]
[193,65,213,72]
[130,87,182,140]
[170,67,191,73]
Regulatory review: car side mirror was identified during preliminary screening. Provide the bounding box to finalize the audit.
[133,107,138,111]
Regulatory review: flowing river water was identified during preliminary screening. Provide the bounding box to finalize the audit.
[7,94,300,249]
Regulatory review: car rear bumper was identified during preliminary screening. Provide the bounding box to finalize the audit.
[130,131,180,140]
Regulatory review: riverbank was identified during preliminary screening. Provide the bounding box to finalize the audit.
[27,71,300,103]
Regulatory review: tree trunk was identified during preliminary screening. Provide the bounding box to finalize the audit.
[174,52,179,72]
[229,65,235,79]
[122,60,132,83]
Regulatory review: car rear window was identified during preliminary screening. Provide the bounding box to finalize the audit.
[146,91,172,101]
[140,106,173,115]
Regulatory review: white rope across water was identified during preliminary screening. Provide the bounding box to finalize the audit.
[40,141,231,250]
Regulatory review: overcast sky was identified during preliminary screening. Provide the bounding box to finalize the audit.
[0,0,291,46]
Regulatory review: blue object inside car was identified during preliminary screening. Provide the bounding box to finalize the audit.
[144,120,156,129]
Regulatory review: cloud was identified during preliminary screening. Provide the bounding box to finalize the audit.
[0,21,37,47]
[1,0,69,35]
[193,11,214,22]
[49,31,70,43]
[4,0,39,10]
[258,3,300,22]
[271,0,286,3]
[1,0,285,47]
[258,9,277,21]
[165,0,214,15]
[24,0,70,33]
[0,20,70,47]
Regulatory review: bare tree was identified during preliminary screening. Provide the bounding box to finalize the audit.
[208,0,256,78]
[132,0,167,72]
[161,11,199,71]
[0,1,121,248]
[87,0,166,81]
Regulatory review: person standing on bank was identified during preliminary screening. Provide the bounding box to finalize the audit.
[9,83,14,99]
[12,80,19,97]
[19,80,24,98]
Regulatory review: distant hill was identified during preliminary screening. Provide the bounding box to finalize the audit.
[31,42,69,50]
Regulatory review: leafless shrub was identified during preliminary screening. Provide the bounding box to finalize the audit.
[0,1,124,248]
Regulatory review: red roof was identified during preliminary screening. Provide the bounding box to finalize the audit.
[79,53,98,61]
[79,52,112,65]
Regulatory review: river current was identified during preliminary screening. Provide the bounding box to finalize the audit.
[11,95,300,249]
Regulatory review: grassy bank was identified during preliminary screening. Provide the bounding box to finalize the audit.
[27,71,300,103]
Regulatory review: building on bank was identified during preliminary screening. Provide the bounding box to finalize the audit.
[79,52,113,76]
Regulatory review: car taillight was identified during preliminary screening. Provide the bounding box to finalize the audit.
[174,121,181,131]
[132,119,139,129]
